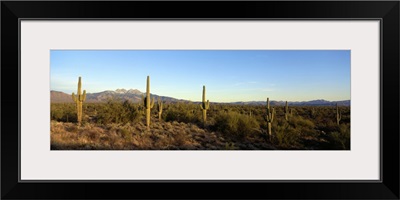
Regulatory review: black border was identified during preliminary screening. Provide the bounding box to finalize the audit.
[2,1,399,199]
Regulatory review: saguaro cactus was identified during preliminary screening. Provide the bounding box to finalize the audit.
[157,97,163,121]
[284,101,290,121]
[200,85,210,125]
[336,103,342,125]
[144,76,155,129]
[265,98,275,137]
[72,76,86,125]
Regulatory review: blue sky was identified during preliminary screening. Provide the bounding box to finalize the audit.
[50,50,350,102]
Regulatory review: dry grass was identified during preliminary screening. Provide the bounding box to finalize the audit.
[51,120,239,150]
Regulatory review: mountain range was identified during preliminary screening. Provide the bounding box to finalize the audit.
[50,89,350,106]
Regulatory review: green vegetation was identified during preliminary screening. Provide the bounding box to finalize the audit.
[51,100,350,150]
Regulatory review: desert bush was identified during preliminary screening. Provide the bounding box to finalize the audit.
[118,127,132,140]
[287,115,318,138]
[213,111,260,138]
[51,103,77,122]
[273,122,300,148]
[51,101,351,150]
[224,142,237,150]
[326,124,350,150]
[96,99,140,125]
[164,104,201,124]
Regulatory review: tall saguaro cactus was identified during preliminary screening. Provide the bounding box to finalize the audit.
[336,103,342,125]
[200,85,210,125]
[157,97,163,121]
[72,76,86,125]
[265,98,275,137]
[284,101,290,121]
[144,76,155,129]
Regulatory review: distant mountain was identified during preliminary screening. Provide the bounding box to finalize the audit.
[231,99,350,106]
[51,89,184,103]
[51,89,350,106]
[51,91,74,103]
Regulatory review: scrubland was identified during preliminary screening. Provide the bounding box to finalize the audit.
[50,100,350,150]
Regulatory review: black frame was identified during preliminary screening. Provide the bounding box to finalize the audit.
[2,1,399,199]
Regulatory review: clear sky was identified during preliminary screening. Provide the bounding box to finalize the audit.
[50,50,350,102]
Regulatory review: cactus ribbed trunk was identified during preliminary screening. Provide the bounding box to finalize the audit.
[200,85,210,126]
[72,77,86,125]
[202,109,207,123]
[157,97,163,121]
[267,122,272,136]
[336,103,341,125]
[144,76,155,129]
[158,111,162,121]
[77,102,82,123]
[265,98,275,138]
[146,76,150,127]
[146,108,151,127]
[202,86,206,123]
[284,101,289,121]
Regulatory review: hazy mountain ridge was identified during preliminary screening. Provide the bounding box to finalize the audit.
[51,89,185,103]
[230,99,350,106]
[51,90,350,106]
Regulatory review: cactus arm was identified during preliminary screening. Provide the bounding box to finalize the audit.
[150,97,155,109]
[72,93,77,102]
[83,90,86,101]
[158,97,163,109]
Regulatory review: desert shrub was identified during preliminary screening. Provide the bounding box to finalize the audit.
[213,111,260,138]
[164,105,200,124]
[224,142,237,150]
[289,116,314,129]
[273,122,300,148]
[287,115,318,138]
[118,128,132,140]
[326,124,350,150]
[51,103,77,122]
[319,120,340,133]
[96,99,140,125]
[52,108,64,120]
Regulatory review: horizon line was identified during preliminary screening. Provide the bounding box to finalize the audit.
[50,89,350,103]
